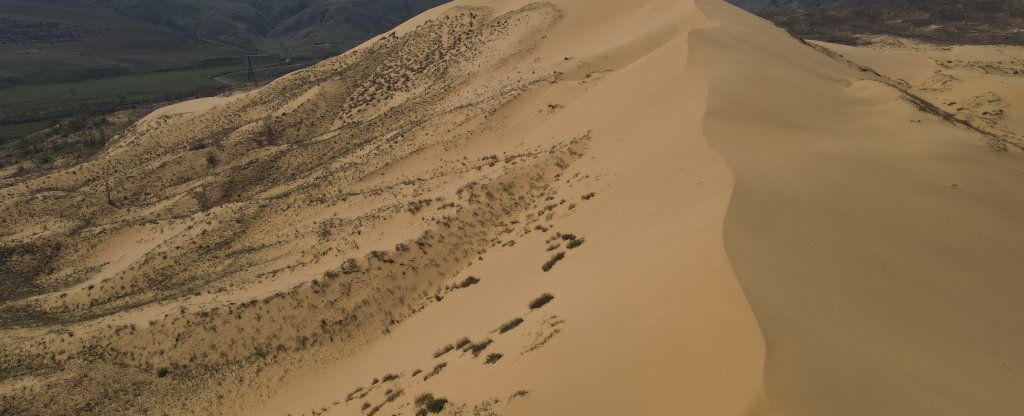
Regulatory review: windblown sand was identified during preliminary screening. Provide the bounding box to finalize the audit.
[0,1,1021,415]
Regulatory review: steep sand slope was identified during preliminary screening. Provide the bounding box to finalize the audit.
[1,0,769,414]
[694,1,1024,415]
[238,1,772,414]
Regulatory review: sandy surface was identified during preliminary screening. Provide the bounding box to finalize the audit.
[0,0,1022,415]
[140,94,246,122]
[695,2,1024,415]
[817,38,1024,151]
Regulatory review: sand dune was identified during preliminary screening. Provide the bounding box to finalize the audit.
[1,0,1022,415]
[694,2,1024,415]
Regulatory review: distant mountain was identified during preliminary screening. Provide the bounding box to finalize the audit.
[727,0,1024,45]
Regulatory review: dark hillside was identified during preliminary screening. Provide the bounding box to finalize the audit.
[728,0,1024,45]
[0,0,447,144]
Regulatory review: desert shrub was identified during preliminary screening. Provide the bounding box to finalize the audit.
[407,199,433,214]
[484,353,503,364]
[415,393,448,415]
[339,258,360,274]
[433,344,455,358]
[454,337,471,350]
[582,192,596,200]
[415,393,435,407]
[497,317,524,334]
[385,389,404,402]
[369,251,393,264]
[529,293,555,310]
[156,367,169,378]
[381,373,399,382]
[541,252,565,272]
[457,275,480,288]
[345,387,364,402]
[466,339,493,357]
[424,362,447,380]
[566,238,584,249]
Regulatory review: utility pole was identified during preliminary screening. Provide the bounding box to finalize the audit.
[247,55,257,83]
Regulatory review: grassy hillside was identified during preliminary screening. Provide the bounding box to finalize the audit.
[1,0,448,84]
[728,0,1024,45]
[0,0,447,143]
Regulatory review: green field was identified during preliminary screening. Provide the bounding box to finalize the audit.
[0,63,245,142]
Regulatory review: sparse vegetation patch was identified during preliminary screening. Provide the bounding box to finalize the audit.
[497,317,524,334]
[346,386,365,402]
[465,339,493,357]
[424,362,447,380]
[415,393,448,415]
[433,344,455,358]
[566,237,585,249]
[529,293,555,310]
[510,390,530,400]
[456,275,480,288]
[542,252,566,271]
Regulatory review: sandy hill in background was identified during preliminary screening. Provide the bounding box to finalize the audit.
[1,0,1023,415]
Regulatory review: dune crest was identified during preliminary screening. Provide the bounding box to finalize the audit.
[2,0,1023,415]
[693,1,1024,415]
